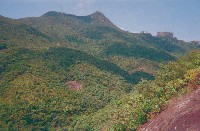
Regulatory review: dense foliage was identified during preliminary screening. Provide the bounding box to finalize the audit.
[0,11,200,130]
[74,50,200,130]
[0,47,132,130]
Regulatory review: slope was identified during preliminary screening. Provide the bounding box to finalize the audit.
[0,11,200,130]
[17,11,199,75]
[73,50,200,130]
[0,47,133,130]
[0,16,52,49]
[139,86,200,131]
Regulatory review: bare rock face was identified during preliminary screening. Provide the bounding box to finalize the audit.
[66,81,83,91]
[138,86,200,131]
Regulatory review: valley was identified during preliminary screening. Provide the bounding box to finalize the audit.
[0,11,200,130]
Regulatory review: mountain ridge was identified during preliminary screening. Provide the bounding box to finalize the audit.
[38,11,117,28]
[1,11,199,78]
[0,11,200,130]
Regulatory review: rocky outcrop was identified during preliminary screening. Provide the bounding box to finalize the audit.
[139,86,200,131]
[66,81,83,91]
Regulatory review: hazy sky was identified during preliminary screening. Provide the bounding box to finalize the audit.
[0,0,199,41]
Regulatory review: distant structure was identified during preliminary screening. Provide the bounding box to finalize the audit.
[140,31,148,34]
[157,32,173,38]
[191,41,200,44]
[140,31,151,35]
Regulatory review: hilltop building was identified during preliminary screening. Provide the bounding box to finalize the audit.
[191,41,200,44]
[157,32,173,38]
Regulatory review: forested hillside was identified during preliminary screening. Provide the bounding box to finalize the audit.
[0,11,199,130]
[74,50,200,130]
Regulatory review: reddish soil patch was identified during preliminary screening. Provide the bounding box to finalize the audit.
[66,81,83,91]
[138,86,200,131]
[129,66,147,74]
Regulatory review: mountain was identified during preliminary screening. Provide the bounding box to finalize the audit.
[41,11,115,26]
[0,11,200,130]
[72,50,200,130]
[9,11,199,75]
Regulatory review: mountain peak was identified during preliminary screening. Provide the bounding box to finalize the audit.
[90,11,115,27]
[42,11,64,17]
[0,15,7,19]
[40,11,116,28]
[90,11,107,22]
[91,11,105,16]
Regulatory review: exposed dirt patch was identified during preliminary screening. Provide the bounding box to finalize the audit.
[66,81,83,91]
[57,43,60,46]
[138,86,200,131]
[129,66,147,74]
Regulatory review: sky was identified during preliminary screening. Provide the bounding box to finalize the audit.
[0,0,199,41]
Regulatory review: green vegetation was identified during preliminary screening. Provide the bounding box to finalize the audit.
[0,11,200,130]
[74,50,200,130]
[104,42,175,62]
